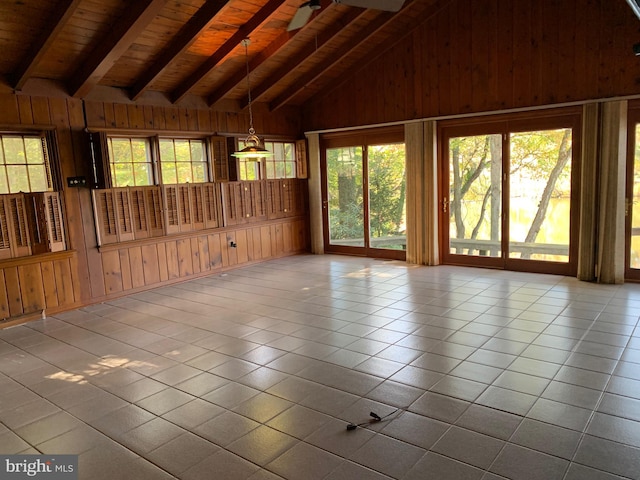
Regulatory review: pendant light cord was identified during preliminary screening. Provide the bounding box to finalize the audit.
[242,39,255,135]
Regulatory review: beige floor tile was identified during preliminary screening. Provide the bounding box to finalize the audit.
[2,257,640,479]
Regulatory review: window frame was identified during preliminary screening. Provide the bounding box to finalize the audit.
[104,134,216,187]
[0,131,54,194]
[107,135,156,188]
[157,137,211,185]
[437,108,582,276]
[263,140,296,180]
[0,128,66,259]
[235,138,298,181]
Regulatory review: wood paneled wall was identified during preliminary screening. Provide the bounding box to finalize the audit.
[303,0,640,130]
[98,219,308,299]
[0,93,306,323]
[0,252,81,322]
[83,100,301,135]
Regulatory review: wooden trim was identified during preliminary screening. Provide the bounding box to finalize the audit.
[321,126,404,146]
[296,138,308,179]
[0,250,75,269]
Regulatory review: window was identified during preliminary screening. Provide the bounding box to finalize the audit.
[0,132,65,259]
[236,140,296,181]
[159,139,208,184]
[0,134,52,193]
[235,138,262,181]
[108,137,154,187]
[264,141,296,179]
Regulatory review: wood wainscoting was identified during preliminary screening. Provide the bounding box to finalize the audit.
[97,217,308,299]
[0,251,82,325]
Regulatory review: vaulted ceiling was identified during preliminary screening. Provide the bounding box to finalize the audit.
[0,0,445,112]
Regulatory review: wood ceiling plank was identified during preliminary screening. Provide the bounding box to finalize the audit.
[13,0,82,90]
[130,0,229,100]
[269,6,407,110]
[68,0,169,98]
[241,5,367,109]
[170,0,287,104]
[206,0,333,106]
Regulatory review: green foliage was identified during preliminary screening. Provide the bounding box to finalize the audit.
[368,144,406,239]
[449,128,573,256]
[109,138,153,187]
[0,135,50,193]
[327,144,406,244]
[327,146,363,240]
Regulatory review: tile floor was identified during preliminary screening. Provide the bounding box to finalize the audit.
[1,255,640,479]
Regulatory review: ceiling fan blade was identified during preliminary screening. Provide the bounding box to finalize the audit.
[287,4,314,31]
[333,0,405,12]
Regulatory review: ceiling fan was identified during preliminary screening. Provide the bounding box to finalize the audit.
[287,0,406,31]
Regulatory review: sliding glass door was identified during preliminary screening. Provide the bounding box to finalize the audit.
[441,113,580,275]
[326,146,365,247]
[322,129,406,260]
[626,107,640,279]
[508,129,573,263]
[447,133,503,262]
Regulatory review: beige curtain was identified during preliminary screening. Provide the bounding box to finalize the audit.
[405,120,439,265]
[596,100,627,284]
[306,133,324,254]
[577,103,600,281]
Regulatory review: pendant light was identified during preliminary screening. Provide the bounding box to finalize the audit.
[232,38,273,159]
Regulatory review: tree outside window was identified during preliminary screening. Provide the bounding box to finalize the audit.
[108,137,153,187]
[159,139,208,184]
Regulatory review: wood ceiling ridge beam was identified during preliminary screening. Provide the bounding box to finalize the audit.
[13,0,82,91]
[170,0,287,105]
[239,5,367,109]
[269,8,397,111]
[68,0,169,98]
[130,0,229,101]
[206,0,334,107]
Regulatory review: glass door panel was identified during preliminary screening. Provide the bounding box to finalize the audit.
[326,146,364,247]
[629,124,640,270]
[368,144,406,251]
[508,129,572,262]
[448,134,502,257]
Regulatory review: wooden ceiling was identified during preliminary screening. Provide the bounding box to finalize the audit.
[0,0,444,111]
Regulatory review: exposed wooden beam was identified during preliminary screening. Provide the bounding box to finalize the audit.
[170,0,286,104]
[68,0,168,98]
[13,0,82,91]
[269,9,399,111]
[206,0,333,107]
[239,6,367,110]
[130,0,229,100]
